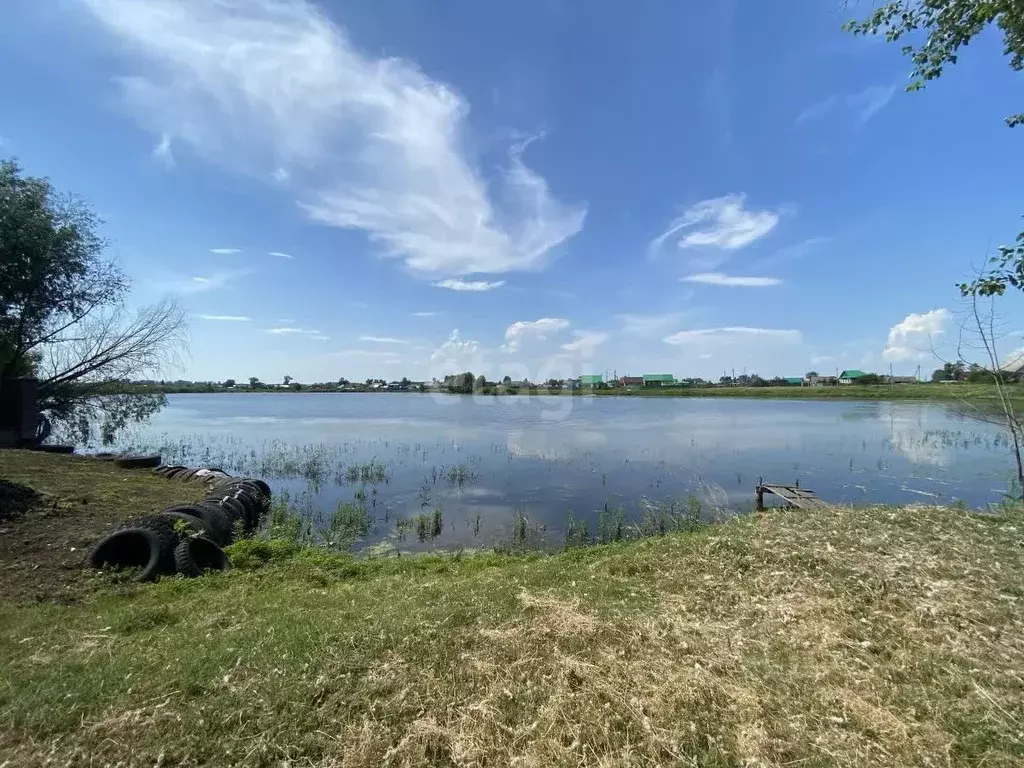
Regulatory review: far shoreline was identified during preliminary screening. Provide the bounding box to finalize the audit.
[146,382,1024,407]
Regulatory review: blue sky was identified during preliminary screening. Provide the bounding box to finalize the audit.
[2,0,1022,384]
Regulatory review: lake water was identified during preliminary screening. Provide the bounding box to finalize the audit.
[110,393,1015,550]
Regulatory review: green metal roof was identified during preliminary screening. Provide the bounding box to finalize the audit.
[579,374,603,384]
[643,373,675,382]
[784,377,803,384]
[839,369,867,379]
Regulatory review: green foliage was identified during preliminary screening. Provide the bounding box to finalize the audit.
[597,505,626,544]
[444,371,474,394]
[845,0,1023,128]
[0,158,127,378]
[563,511,590,548]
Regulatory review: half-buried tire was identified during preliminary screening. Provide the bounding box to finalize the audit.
[115,454,161,470]
[122,515,180,575]
[88,528,165,582]
[173,537,229,577]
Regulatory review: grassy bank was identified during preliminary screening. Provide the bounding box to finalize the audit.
[2,452,1024,765]
[0,450,203,602]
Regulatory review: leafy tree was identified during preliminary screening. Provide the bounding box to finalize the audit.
[249,377,261,388]
[502,375,512,386]
[805,371,818,378]
[283,375,292,386]
[223,378,236,388]
[474,374,486,391]
[845,2,1023,296]
[1,159,186,442]
[857,373,883,385]
[400,376,411,388]
[444,372,474,394]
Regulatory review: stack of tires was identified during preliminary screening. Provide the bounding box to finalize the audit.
[88,476,271,581]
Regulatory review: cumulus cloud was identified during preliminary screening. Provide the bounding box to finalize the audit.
[682,272,782,287]
[83,0,585,278]
[650,194,778,253]
[433,278,505,292]
[882,309,950,361]
[561,330,608,353]
[503,317,570,352]
[430,329,482,373]
[664,327,802,345]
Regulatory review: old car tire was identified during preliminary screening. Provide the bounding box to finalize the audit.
[173,537,229,577]
[190,502,232,546]
[158,508,210,536]
[88,528,165,582]
[122,515,179,574]
[115,454,161,470]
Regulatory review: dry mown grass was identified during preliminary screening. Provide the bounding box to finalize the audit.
[2,501,1023,766]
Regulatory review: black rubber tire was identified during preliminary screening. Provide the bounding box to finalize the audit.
[88,528,164,581]
[93,452,117,461]
[122,515,179,574]
[155,465,185,477]
[174,537,229,577]
[165,467,190,480]
[176,468,199,482]
[216,480,269,511]
[240,477,271,499]
[204,495,247,536]
[226,491,261,533]
[115,454,161,470]
[35,444,74,454]
[157,508,210,536]
[190,502,232,546]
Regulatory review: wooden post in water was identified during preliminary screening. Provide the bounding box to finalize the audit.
[755,475,765,511]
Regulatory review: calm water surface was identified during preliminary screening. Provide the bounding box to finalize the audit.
[111,393,1015,549]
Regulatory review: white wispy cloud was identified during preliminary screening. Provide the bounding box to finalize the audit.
[797,84,898,126]
[561,330,608,353]
[153,133,174,168]
[327,348,402,361]
[273,167,289,182]
[810,355,836,365]
[268,251,293,259]
[265,326,323,336]
[503,318,570,353]
[210,248,242,255]
[664,327,802,345]
[174,272,236,293]
[410,311,439,317]
[883,308,950,361]
[359,336,410,345]
[616,311,690,337]
[198,315,251,321]
[682,273,782,287]
[650,194,778,253]
[433,278,505,292]
[84,0,585,279]
[309,334,330,341]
